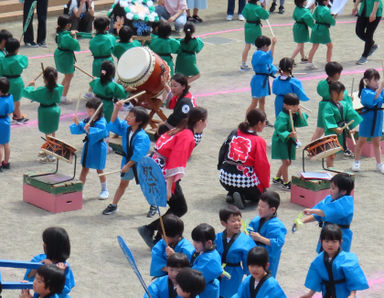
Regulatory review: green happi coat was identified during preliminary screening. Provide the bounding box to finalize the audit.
[0,50,5,58]
[149,37,180,76]
[89,78,128,122]
[293,6,314,43]
[54,31,80,74]
[242,3,269,44]
[322,100,362,148]
[175,37,204,76]
[272,110,308,160]
[23,85,63,134]
[359,0,383,17]
[316,79,352,128]
[310,5,335,44]
[112,40,141,60]
[0,54,28,102]
[89,33,116,77]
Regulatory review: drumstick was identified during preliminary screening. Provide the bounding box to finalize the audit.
[340,119,354,131]
[350,130,356,145]
[350,78,355,97]
[159,215,169,246]
[74,64,95,79]
[381,60,384,77]
[293,72,307,75]
[74,95,81,117]
[300,104,312,113]
[121,90,147,103]
[289,109,296,132]
[89,102,103,123]
[98,169,121,177]
[33,70,44,81]
[265,19,275,37]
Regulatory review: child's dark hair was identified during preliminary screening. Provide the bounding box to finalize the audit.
[43,67,58,92]
[129,107,149,129]
[172,73,190,101]
[219,205,242,222]
[283,93,300,106]
[191,223,215,244]
[320,224,342,241]
[279,57,294,75]
[260,190,280,210]
[119,25,134,43]
[158,20,172,39]
[247,247,269,269]
[0,29,13,44]
[167,252,190,268]
[183,22,195,44]
[56,15,71,44]
[316,0,327,5]
[176,268,206,297]
[255,35,271,49]
[42,227,71,263]
[248,0,259,3]
[0,77,10,95]
[188,107,207,131]
[151,21,160,35]
[329,81,345,97]
[86,97,103,122]
[331,173,354,195]
[294,0,306,7]
[5,38,20,54]
[94,17,109,34]
[161,214,184,238]
[359,68,380,97]
[325,61,343,77]
[100,60,115,85]
[36,264,66,295]
[239,108,266,133]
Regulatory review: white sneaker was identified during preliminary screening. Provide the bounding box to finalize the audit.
[352,160,360,172]
[306,63,318,70]
[99,190,109,200]
[84,92,93,100]
[238,14,245,21]
[60,96,72,105]
[226,14,233,21]
[296,139,302,149]
[376,163,384,174]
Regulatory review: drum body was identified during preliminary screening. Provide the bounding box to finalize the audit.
[117,47,170,98]
[41,136,77,163]
[304,135,342,160]
[352,91,364,114]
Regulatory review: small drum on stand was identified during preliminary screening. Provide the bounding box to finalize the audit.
[23,136,83,213]
[118,47,169,130]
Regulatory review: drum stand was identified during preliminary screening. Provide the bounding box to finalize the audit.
[301,151,340,173]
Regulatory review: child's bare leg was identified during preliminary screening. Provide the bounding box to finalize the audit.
[281,159,291,183]
[291,43,304,60]
[187,73,200,84]
[354,137,367,161]
[311,127,324,141]
[326,154,335,168]
[299,44,306,59]
[79,167,90,184]
[13,101,21,119]
[259,97,266,112]
[3,143,10,163]
[112,180,130,205]
[246,97,260,116]
[372,137,382,164]
[0,144,3,163]
[97,169,107,183]
[62,74,74,97]
[326,43,333,62]
[308,43,319,63]
[242,44,251,64]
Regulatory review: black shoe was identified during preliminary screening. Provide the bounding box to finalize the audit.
[278,6,285,14]
[225,192,234,203]
[1,161,10,170]
[146,205,157,218]
[266,120,274,127]
[38,41,47,48]
[233,192,245,209]
[25,42,38,48]
[269,2,277,12]
[0,166,2,172]
[102,204,118,215]
[272,177,283,184]
[138,226,155,248]
[282,182,291,191]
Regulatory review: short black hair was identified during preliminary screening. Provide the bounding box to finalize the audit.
[119,25,134,43]
[219,205,242,222]
[331,173,354,195]
[283,93,300,106]
[0,77,10,95]
[329,81,345,95]
[320,224,342,241]
[5,37,20,54]
[36,264,66,295]
[247,247,269,268]
[260,190,280,210]
[0,29,13,43]
[255,35,271,49]
[160,214,184,237]
[294,0,306,7]
[176,268,206,297]
[42,227,71,263]
[94,17,109,34]
[129,107,149,129]
[191,223,215,243]
[158,20,172,38]
[325,61,343,77]
[167,252,190,268]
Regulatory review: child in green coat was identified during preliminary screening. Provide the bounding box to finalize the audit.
[112,25,141,61]
[272,93,308,190]
[54,15,80,105]
[306,0,336,69]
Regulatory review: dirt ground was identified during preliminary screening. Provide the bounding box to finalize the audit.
[1,1,384,297]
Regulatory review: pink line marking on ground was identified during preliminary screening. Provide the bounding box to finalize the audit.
[28,50,91,60]
[13,111,87,129]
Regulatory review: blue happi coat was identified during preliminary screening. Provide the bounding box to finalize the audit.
[231,274,286,298]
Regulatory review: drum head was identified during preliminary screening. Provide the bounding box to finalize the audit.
[118,47,153,85]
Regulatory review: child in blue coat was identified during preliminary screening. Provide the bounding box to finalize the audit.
[299,173,354,253]
[150,214,195,277]
[248,35,278,124]
[215,205,255,298]
[0,77,14,171]
[301,224,369,298]
[352,68,384,173]
[191,223,223,298]
[247,191,287,277]
[232,247,286,298]
[102,102,150,215]
[70,97,109,199]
